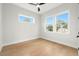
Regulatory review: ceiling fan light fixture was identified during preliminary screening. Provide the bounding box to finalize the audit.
[36,4,40,8]
[29,3,45,12]
[38,7,40,12]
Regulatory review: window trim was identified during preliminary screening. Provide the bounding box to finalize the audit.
[45,15,55,33]
[45,10,70,34]
[55,11,70,34]
[18,14,35,23]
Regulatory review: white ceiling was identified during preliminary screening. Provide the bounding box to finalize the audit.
[13,3,62,14]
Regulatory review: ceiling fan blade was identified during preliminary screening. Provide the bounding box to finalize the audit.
[29,3,45,6]
[39,3,45,5]
[29,3,45,12]
[29,3,37,6]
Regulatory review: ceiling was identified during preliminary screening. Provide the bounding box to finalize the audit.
[13,3,62,14]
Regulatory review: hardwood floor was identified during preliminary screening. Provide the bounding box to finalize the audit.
[0,38,78,56]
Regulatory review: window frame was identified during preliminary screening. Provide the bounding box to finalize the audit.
[45,15,56,33]
[18,14,35,23]
[55,11,70,34]
[45,10,70,34]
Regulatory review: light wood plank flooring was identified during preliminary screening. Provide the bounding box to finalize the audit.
[0,38,78,56]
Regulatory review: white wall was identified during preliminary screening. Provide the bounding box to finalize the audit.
[77,4,79,48]
[2,4,39,46]
[0,4,2,51]
[40,3,78,48]
[1,3,79,49]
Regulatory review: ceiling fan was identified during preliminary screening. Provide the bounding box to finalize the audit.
[29,3,45,12]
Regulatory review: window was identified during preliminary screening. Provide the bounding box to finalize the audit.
[56,12,69,33]
[19,15,34,23]
[46,16,54,32]
[45,11,70,34]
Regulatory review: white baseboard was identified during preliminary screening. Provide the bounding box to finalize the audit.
[41,36,77,49]
[2,36,77,49]
[3,36,39,47]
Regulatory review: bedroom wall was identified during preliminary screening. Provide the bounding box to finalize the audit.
[2,3,39,46]
[1,3,79,49]
[0,4,2,51]
[40,3,78,48]
[77,4,79,48]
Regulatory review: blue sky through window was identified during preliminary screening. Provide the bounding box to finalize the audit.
[19,15,33,23]
[29,17,33,22]
[47,17,54,25]
[19,16,26,22]
[57,13,68,22]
